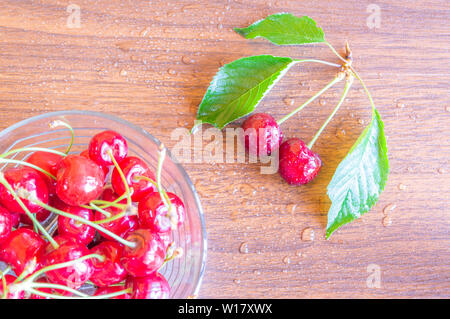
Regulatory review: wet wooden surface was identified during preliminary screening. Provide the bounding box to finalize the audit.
[0,0,449,298]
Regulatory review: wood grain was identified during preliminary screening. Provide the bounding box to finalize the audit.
[0,0,449,298]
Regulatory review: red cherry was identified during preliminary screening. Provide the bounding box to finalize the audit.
[0,275,26,299]
[111,156,157,202]
[121,228,166,277]
[0,206,12,243]
[41,236,94,289]
[19,194,59,226]
[278,138,322,185]
[94,188,138,241]
[57,205,95,245]
[80,150,109,177]
[125,272,170,299]
[26,151,63,196]
[94,286,131,299]
[56,155,105,206]
[138,192,186,233]
[9,212,20,228]
[88,130,128,167]
[0,167,49,214]
[90,241,127,287]
[0,228,45,276]
[158,231,172,250]
[242,113,283,156]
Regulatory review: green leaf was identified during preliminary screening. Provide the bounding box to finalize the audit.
[235,13,325,45]
[326,109,389,239]
[195,55,295,129]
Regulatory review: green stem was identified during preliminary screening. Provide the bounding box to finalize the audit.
[324,41,348,64]
[89,202,112,218]
[108,150,132,207]
[277,75,344,125]
[49,120,74,154]
[26,253,104,283]
[349,67,376,111]
[28,287,131,299]
[294,58,341,68]
[0,158,56,180]
[0,267,9,299]
[30,282,90,298]
[0,147,66,159]
[308,76,354,149]
[29,198,136,248]
[0,174,59,249]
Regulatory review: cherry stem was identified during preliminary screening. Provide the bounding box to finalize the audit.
[107,150,132,207]
[0,267,8,299]
[88,202,112,218]
[25,253,104,284]
[276,75,344,125]
[0,147,67,159]
[0,158,56,180]
[0,174,59,249]
[134,175,172,215]
[49,120,74,155]
[324,41,348,65]
[28,198,137,248]
[28,287,131,299]
[29,282,90,298]
[349,67,376,111]
[307,75,354,149]
[294,58,342,68]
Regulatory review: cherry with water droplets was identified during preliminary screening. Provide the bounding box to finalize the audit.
[90,241,127,287]
[125,272,170,299]
[138,192,186,233]
[26,151,63,196]
[242,113,283,156]
[57,204,95,245]
[56,155,105,206]
[0,167,49,214]
[80,150,109,177]
[0,228,45,276]
[111,156,157,202]
[121,228,166,277]
[88,130,128,167]
[278,138,322,185]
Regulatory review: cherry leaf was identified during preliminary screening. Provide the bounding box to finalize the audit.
[235,13,325,45]
[195,55,296,129]
[326,109,389,239]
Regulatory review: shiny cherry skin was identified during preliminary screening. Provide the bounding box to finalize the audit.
[0,228,45,276]
[111,156,157,202]
[90,241,127,287]
[80,150,109,177]
[0,275,26,299]
[57,205,95,245]
[94,286,131,299]
[94,188,138,241]
[121,228,166,277]
[0,167,48,214]
[19,194,60,225]
[41,236,94,289]
[242,113,283,156]
[9,212,20,228]
[56,155,105,206]
[26,151,63,196]
[278,138,322,185]
[138,192,186,233]
[88,130,128,167]
[0,206,12,243]
[125,272,170,299]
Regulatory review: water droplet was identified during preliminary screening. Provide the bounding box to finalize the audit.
[167,68,176,75]
[396,101,405,108]
[139,28,149,37]
[282,256,291,264]
[382,216,392,227]
[253,270,261,275]
[295,251,302,257]
[358,118,365,125]
[238,183,256,196]
[398,183,407,191]
[233,279,241,284]
[446,106,450,112]
[383,203,396,215]
[301,227,315,242]
[437,167,447,174]
[284,97,295,106]
[287,203,297,214]
[319,99,326,106]
[120,69,127,76]
[239,242,249,254]
[115,41,134,52]
[181,55,195,65]
[217,24,223,30]
[335,127,346,140]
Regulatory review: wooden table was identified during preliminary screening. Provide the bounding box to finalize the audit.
[0,0,448,298]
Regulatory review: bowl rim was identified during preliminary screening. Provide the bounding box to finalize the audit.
[0,110,207,297]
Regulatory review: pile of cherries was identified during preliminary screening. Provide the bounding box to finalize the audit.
[0,127,185,299]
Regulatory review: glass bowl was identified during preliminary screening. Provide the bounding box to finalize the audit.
[0,110,207,298]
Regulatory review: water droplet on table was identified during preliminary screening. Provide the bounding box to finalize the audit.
[120,69,127,76]
[335,127,346,140]
[239,242,249,254]
[301,227,315,242]
[167,68,176,75]
[398,183,407,190]
[283,97,295,106]
[437,167,447,174]
[383,203,396,215]
[382,216,392,227]
[396,101,405,108]
[181,55,195,65]
[282,256,291,264]
[319,99,326,106]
